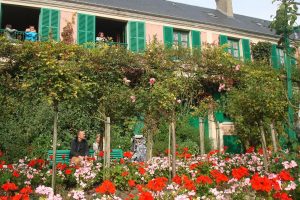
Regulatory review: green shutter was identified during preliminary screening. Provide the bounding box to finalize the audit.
[191,30,201,49]
[271,44,279,69]
[242,39,251,62]
[219,34,228,52]
[39,8,60,41]
[77,13,95,45]
[128,21,145,52]
[164,26,173,48]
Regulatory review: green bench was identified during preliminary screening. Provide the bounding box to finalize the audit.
[47,149,123,165]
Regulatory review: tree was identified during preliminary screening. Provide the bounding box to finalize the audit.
[17,41,94,191]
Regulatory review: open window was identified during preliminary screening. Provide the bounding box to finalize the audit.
[95,17,127,45]
[1,3,40,40]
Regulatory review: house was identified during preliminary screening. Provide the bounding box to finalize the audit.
[0,0,293,151]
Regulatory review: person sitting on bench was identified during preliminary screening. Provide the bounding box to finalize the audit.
[70,130,89,166]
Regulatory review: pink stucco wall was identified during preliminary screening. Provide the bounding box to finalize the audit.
[146,23,164,44]
[201,31,207,44]
[212,33,219,45]
[60,11,77,43]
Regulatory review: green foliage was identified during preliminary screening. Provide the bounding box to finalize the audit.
[251,42,272,64]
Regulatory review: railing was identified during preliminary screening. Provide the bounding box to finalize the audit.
[0,29,40,41]
[94,41,128,48]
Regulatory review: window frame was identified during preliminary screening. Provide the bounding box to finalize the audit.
[173,29,190,48]
[227,38,240,59]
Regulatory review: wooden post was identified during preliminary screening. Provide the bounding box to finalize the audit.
[270,123,278,153]
[199,117,205,155]
[259,125,269,172]
[171,121,176,178]
[168,124,172,180]
[105,117,111,168]
[216,122,221,151]
[51,103,59,193]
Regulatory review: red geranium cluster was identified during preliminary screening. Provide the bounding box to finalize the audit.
[123,151,133,159]
[95,180,116,195]
[27,159,45,169]
[210,170,229,184]
[278,170,294,181]
[232,166,249,180]
[196,175,213,185]
[273,192,293,200]
[139,191,154,200]
[147,177,168,192]
[250,173,273,192]
[172,175,196,190]
[1,182,18,191]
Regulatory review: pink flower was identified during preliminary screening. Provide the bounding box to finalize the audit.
[130,95,136,103]
[235,64,240,71]
[176,99,182,104]
[218,83,225,92]
[149,78,156,85]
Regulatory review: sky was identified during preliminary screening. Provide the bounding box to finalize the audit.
[168,0,285,22]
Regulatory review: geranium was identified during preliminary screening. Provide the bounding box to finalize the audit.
[232,166,249,180]
[210,170,229,184]
[273,192,293,200]
[20,186,33,194]
[12,170,20,178]
[138,167,146,175]
[182,175,196,191]
[65,168,72,175]
[246,146,255,153]
[98,151,104,157]
[278,170,294,181]
[250,173,272,192]
[128,180,136,187]
[172,175,182,185]
[121,171,129,177]
[139,191,154,200]
[95,180,116,195]
[124,151,133,159]
[147,177,168,192]
[1,182,18,191]
[196,175,213,185]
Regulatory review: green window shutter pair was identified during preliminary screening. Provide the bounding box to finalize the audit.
[191,30,201,49]
[163,26,174,48]
[271,44,280,69]
[77,13,95,45]
[242,39,251,62]
[128,21,145,52]
[39,8,60,41]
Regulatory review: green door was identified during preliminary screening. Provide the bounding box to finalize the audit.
[127,21,145,52]
[77,13,95,45]
[223,135,242,154]
[163,26,173,48]
[39,8,60,41]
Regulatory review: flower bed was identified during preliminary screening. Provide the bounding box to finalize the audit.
[0,148,299,200]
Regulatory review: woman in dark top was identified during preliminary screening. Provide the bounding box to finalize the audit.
[70,130,89,165]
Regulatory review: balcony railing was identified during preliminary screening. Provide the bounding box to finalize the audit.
[0,29,127,48]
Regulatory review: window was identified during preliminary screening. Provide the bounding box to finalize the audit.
[228,39,240,59]
[277,48,285,66]
[173,30,189,48]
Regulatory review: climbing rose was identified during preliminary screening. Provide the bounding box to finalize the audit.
[130,95,136,103]
[149,78,156,85]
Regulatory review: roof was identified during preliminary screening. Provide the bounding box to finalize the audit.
[61,0,276,37]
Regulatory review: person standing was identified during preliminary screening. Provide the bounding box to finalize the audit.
[25,26,38,41]
[4,24,17,41]
[70,130,89,165]
[93,134,104,158]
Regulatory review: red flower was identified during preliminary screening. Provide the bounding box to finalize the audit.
[182,175,196,191]
[189,163,198,170]
[164,149,170,154]
[182,147,189,153]
[273,192,292,200]
[95,180,116,195]
[123,151,133,159]
[232,166,249,180]
[250,173,272,192]
[128,180,136,187]
[139,191,154,200]
[12,170,20,178]
[210,170,229,184]
[11,194,23,200]
[147,177,168,192]
[122,171,129,177]
[57,163,67,171]
[172,175,182,185]
[49,155,53,160]
[0,151,3,157]
[246,146,255,154]
[1,182,18,191]
[196,175,213,185]
[65,168,72,175]
[138,167,146,175]
[258,148,263,155]
[0,196,8,200]
[20,186,33,194]
[120,158,125,164]
[278,170,294,181]
[62,154,66,160]
[98,151,104,157]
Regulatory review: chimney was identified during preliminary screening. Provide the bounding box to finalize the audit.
[215,0,233,17]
